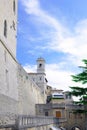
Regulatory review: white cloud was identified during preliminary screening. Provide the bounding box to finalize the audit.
[24,64,36,73]
[20,0,67,39]
[20,0,87,90]
[46,19,87,66]
[21,0,41,15]
[58,19,87,58]
[46,64,73,90]
[24,63,75,91]
[21,0,87,65]
[24,62,86,91]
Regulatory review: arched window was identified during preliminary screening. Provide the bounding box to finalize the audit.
[4,20,7,37]
[13,0,15,14]
[39,63,42,68]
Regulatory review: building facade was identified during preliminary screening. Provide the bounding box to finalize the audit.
[0,0,17,56]
[0,0,18,116]
[0,0,46,118]
[36,87,86,130]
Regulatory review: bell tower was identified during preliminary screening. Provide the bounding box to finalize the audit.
[37,57,45,74]
[36,58,47,102]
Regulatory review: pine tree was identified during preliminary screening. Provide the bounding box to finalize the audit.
[69,59,87,113]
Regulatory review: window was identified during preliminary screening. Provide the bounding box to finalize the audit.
[13,0,15,14]
[12,21,16,30]
[33,78,35,81]
[5,69,9,90]
[65,94,71,99]
[52,94,64,99]
[40,76,42,80]
[4,50,7,62]
[69,112,73,118]
[26,76,28,79]
[4,20,7,37]
[45,112,48,116]
[39,63,42,68]
[56,111,61,118]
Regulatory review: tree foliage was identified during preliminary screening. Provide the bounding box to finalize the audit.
[69,59,87,113]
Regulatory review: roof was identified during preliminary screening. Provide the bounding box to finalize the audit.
[37,57,45,62]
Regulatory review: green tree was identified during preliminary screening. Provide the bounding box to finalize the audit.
[69,59,87,113]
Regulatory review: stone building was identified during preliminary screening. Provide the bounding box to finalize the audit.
[0,0,46,118]
[0,0,18,116]
[36,87,86,130]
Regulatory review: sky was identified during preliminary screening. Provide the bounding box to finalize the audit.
[17,0,87,91]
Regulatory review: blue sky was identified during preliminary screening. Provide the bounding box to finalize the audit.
[17,0,87,91]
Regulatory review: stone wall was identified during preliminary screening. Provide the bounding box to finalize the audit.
[0,38,18,101]
[0,39,18,125]
[0,37,44,117]
[17,64,44,115]
[0,94,18,116]
[0,0,17,56]
[0,39,18,117]
[64,109,85,130]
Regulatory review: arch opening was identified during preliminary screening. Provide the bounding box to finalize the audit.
[71,126,81,130]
